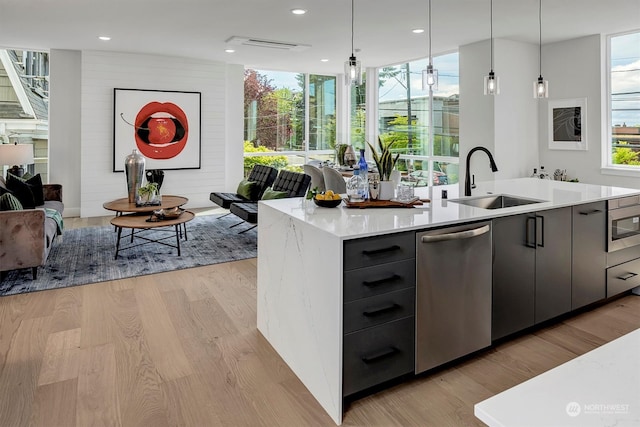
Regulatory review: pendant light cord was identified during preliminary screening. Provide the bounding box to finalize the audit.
[538,0,542,76]
[351,0,355,56]
[490,0,494,71]
[428,0,432,65]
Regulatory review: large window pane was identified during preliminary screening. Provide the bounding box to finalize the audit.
[610,31,640,167]
[350,76,366,150]
[377,53,459,187]
[309,74,336,151]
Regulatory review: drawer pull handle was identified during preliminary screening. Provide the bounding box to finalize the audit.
[362,245,400,256]
[362,274,400,287]
[363,303,400,317]
[361,347,399,364]
[618,272,638,281]
[579,209,602,215]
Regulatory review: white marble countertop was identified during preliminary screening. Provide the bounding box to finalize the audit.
[261,178,640,240]
[474,328,640,427]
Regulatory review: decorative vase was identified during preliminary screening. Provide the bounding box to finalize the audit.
[379,181,395,200]
[125,149,145,203]
[344,145,357,167]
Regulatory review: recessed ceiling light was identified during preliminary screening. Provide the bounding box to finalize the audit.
[98,36,111,41]
[320,59,329,62]
[412,29,424,34]
[225,48,235,53]
[291,8,307,15]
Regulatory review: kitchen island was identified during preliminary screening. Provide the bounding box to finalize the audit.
[256,178,640,424]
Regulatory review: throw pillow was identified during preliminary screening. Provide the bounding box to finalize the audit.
[26,173,45,206]
[261,187,288,200]
[6,173,35,208]
[0,193,23,211]
[236,179,258,200]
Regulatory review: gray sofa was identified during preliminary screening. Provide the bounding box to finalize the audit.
[0,176,64,279]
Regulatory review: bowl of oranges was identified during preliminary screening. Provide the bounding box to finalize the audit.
[313,190,343,208]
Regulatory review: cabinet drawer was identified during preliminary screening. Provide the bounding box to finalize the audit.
[343,259,416,302]
[607,257,640,297]
[344,231,415,270]
[344,288,415,334]
[343,316,414,396]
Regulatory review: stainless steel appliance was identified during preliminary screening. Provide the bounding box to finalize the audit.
[415,221,492,374]
[608,195,640,252]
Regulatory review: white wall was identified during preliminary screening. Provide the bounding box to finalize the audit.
[49,49,82,217]
[539,35,639,189]
[75,51,243,217]
[459,39,539,192]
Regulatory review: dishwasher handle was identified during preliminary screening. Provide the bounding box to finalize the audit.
[420,224,490,243]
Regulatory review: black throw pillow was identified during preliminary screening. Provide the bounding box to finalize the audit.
[26,173,44,206]
[6,173,35,208]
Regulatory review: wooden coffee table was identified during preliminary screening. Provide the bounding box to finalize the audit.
[103,195,188,214]
[110,210,195,259]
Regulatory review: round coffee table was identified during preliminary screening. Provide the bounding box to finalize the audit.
[103,195,188,214]
[110,210,195,259]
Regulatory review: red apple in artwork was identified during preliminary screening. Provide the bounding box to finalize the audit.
[135,102,189,159]
[147,117,177,145]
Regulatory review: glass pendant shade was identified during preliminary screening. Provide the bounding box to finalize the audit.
[484,71,499,95]
[422,64,438,91]
[344,55,362,86]
[534,75,549,98]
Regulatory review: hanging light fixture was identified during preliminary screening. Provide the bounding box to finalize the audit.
[534,0,549,98]
[484,0,499,95]
[422,0,438,90]
[344,0,362,86]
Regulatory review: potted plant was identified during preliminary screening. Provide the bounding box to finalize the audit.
[136,182,161,206]
[367,137,400,200]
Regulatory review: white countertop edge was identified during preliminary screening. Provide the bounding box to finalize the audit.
[261,178,640,240]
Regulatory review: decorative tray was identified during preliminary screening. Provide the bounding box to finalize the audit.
[146,207,185,222]
[344,197,429,209]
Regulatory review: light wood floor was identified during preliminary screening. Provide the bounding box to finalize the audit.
[1,215,639,426]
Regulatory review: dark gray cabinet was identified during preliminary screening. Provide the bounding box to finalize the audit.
[492,214,535,340]
[492,207,571,340]
[342,231,415,397]
[572,201,607,309]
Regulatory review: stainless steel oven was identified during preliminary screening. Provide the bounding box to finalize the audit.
[608,195,640,252]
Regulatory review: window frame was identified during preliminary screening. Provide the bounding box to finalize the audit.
[601,29,640,177]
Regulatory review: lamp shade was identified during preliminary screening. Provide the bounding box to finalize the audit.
[0,143,35,167]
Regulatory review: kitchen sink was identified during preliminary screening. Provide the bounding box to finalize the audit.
[450,194,545,210]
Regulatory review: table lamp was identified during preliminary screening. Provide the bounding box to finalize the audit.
[0,143,35,178]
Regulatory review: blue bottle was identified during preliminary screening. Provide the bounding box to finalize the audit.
[358,149,369,199]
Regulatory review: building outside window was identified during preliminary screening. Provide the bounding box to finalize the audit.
[377,52,459,187]
[608,30,640,169]
[243,69,336,174]
[0,49,49,181]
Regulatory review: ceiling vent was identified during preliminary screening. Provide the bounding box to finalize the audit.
[225,36,311,52]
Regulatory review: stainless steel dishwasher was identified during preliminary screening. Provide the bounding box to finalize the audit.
[415,221,492,373]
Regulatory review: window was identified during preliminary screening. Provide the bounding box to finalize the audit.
[0,49,49,181]
[243,69,336,173]
[608,31,640,169]
[377,52,459,186]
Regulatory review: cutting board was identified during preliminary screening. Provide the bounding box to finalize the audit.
[344,197,429,209]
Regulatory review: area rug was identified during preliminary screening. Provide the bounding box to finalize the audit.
[0,214,257,296]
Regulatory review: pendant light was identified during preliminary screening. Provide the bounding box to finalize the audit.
[422,0,438,90]
[484,0,499,95]
[344,0,362,86]
[534,0,549,98]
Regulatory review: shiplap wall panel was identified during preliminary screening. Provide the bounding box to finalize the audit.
[80,51,232,217]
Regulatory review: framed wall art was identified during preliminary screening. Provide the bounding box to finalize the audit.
[113,88,201,172]
[548,98,587,151]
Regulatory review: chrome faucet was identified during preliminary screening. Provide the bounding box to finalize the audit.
[464,146,498,196]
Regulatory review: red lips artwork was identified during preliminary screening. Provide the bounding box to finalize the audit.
[134,101,188,159]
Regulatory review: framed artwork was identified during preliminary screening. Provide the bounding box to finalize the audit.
[548,98,587,151]
[113,88,201,172]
